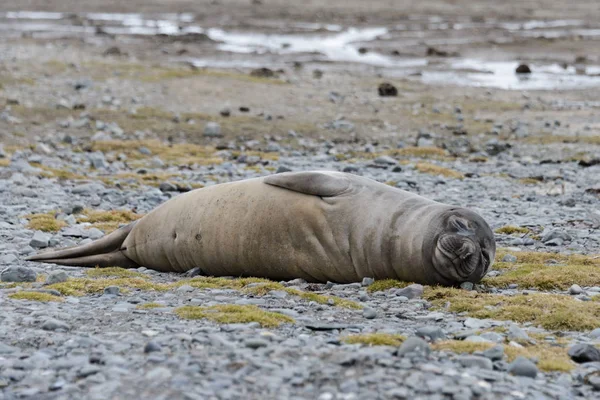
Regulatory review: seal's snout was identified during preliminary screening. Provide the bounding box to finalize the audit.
[431,213,494,284]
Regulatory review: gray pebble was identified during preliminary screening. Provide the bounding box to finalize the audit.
[482,345,505,361]
[245,339,269,349]
[395,284,424,299]
[397,336,430,357]
[508,356,538,378]
[458,355,493,370]
[501,254,517,263]
[362,307,377,319]
[568,344,600,363]
[415,326,446,342]
[204,122,222,137]
[41,318,70,331]
[1,266,37,282]
[361,277,374,287]
[144,341,161,353]
[45,271,68,285]
[103,286,120,296]
[568,284,583,295]
[29,231,50,248]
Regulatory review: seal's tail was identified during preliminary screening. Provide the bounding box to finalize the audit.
[25,221,140,269]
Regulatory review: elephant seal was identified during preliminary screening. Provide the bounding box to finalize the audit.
[27,171,495,285]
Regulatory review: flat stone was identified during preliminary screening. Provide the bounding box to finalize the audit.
[508,356,538,378]
[508,325,529,341]
[395,284,424,299]
[415,326,446,342]
[397,336,430,357]
[41,318,70,331]
[204,122,222,137]
[245,339,269,349]
[45,271,68,285]
[144,341,161,353]
[103,286,120,296]
[501,254,517,263]
[361,277,374,287]
[30,231,50,248]
[1,266,37,282]
[483,345,505,361]
[458,355,493,370]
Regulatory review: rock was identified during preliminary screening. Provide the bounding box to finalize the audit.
[276,166,292,173]
[483,345,505,361]
[361,277,374,287]
[397,336,430,357]
[220,108,231,117]
[29,231,50,248]
[568,344,600,363]
[508,356,538,378]
[590,328,600,339]
[507,325,529,341]
[373,156,397,165]
[485,140,511,156]
[501,254,517,263]
[41,318,70,331]
[1,266,37,282]
[144,341,161,353]
[103,286,120,296]
[542,230,572,244]
[395,284,424,299]
[0,143,5,158]
[45,271,68,285]
[250,68,276,78]
[87,152,107,169]
[362,307,377,319]
[515,64,532,74]
[460,282,474,291]
[245,339,269,349]
[203,122,222,138]
[378,83,398,97]
[458,355,493,370]
[159,182,178,192]
[415,326,446,342]
[569,284,583,295]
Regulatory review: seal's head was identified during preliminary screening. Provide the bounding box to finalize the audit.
[430,208,495,285]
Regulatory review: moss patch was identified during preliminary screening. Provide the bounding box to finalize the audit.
[343,333,406,346]
[25,211,67,232]
[433,340,574,372]
[367,279,411,293]
[85,267,147,279]
[176,277,361,309]
[0,159,10,167]
[174,304,294,327]
[76,209,142,233]
[415,162,464,179]
[495,226,530,235]
[136,302,164,309]
[424,287,600,331]
[487,250,600,290]
[46,277,168,296]
[8,291,63,302]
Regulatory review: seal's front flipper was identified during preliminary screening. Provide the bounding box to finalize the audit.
[25,222,140,269]
[264,171,351,197]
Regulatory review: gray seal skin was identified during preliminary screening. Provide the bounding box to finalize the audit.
[27,171,496,285]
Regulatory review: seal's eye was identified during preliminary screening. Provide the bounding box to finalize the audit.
[448,216,474,236]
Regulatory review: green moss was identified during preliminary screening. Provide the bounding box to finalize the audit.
[24,211,66,232]
[424,287,600,331]
[8,291,63,302]
[494,250,598,266]
[85,267,147,279]
[367,279,411,293]
[76,209,142,233]
[495,226,530,235]
[433,340,574,372]
[285,288,361,309]
[136,302,164,309]
[484,262,600,290]
[174,304,294,327]
[0,159,10,167]
[343,333,406,346]
[415,162,464,179]
[46,277,168,296]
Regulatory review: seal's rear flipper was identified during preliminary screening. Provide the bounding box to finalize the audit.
[25,222,140,269]
[264,171,351,197]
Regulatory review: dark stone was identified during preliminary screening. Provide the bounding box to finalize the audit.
[515,64,532,74]
[378,83,398,97]
[568,344,600,363]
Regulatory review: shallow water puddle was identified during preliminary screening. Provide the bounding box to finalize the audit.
[2,11,600,90]
[420,60,600,90]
